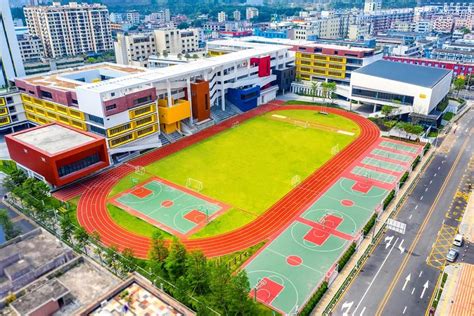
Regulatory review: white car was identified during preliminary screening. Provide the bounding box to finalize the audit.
[447,248,459,263]
[453,234,463,247]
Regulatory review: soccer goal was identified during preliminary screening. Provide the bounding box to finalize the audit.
[135,166,146,175]
[186,178,204,192]
[290,175,301,187]
[331,144,340,156]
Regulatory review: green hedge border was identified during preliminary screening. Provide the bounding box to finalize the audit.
[337,242,356,272]
[299,281,329,316]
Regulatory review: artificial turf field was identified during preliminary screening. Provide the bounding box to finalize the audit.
[108,109,360,238]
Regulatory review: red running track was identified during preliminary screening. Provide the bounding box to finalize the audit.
[76,101,380,258]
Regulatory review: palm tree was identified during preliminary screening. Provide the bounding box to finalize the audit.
[91,231,103,263]
[310,81,319,102]
[74,226,89,254]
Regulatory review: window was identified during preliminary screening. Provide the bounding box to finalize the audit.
[57,153,101,177]
[40,91,53,99]
[133,95,152,106]
[89,125,106,135]
[88,114,104,125]
[105,104,116,111]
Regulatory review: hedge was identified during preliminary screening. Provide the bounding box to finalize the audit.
[411,156,421,170]
[299,281,329,316]
[362,213,378,236]
[399,172,409,188]
[337,242,356,272]
[383,190,395,210]
[424,143,431,155]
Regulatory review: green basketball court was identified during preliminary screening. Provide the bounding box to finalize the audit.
[244,178,388,314]
[351,166,397,184]
[362,157,405,173]
[109,178,227,236]
[371,148,412,162]
[379,140,418,154]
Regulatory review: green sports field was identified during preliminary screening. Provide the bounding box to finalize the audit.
[108,109,360,238]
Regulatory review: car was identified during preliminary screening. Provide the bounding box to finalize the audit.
[453,234,464,247]
[447,248,459,263]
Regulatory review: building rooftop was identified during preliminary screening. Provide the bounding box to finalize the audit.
[12,124,96,155]
[10,279,70,315]
[353,60,452,88]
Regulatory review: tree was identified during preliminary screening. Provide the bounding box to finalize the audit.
[73,226,89,254]
[453,77,465,96]
[322,81,337,102]
[104,245,119,273]
[0,209,20,240]
[177,22,189,29]
[184,53,191,60]
[310,81,319,102]
[121,248,138,272]
[91,231,103,263]
[381,105,394,118]
[177,53,183,60]
[3,169,27,192]
[148,231,169,263]
[208,262,232,313]
[164,238,187,281]
[192,54,199,59]
[163,50,169,58]
[225,271,257,315]
[60,215,74,243]
[185,251,209,295]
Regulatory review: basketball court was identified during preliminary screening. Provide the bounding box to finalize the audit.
[371,148,412,163]
[379,140,419,154]
[109,177,228,236]
[244,177,388,314]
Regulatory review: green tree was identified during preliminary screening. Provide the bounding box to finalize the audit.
[184,53,191,60]
[177,53,183,60]
[192,54,199,59]
[185,251,209,295]
[0,209,19,240]
[163,50,169,58]
[3,169,27,192]
[121,248,138,272]
[453,77,465,96]
[164,238,187,281]
[60,215,74,243]
[104,245,119,273]
[381,105,394,118]
[208,262,232,313]
[310,81,319,102]
[226,271,257,315]
[177,22,189,29]
[73,226,89,254]
[91,231,103,263]
[148,231,169,262]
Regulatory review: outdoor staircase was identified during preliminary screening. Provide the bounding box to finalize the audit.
[158,133,171,146]
[210,102,242,122]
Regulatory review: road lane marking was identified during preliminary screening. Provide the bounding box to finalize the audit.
[420,196,423,201]
[415,204,418,210]
[403,306,407,314]
[419,271,423,278]
[425,187,428,192]
[411,287,416,295]
[402,273,411,291]
[434,173,437,177]
[420,281,429,299]
[360,306,366,316]
[341,301,354,316]
[409,214,412,220]
[375,132,471,316]
[352,237,399,316]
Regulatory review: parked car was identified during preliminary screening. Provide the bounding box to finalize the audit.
[447,248,459,262]
[453,234,464,247]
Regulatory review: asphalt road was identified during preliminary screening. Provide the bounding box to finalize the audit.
[334,108,473,316]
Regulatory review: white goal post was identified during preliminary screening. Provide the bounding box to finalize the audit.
[186,178,204,192]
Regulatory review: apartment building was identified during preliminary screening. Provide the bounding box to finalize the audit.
[233,10,241,21]
[125,10,140,25]
[115,28,200,66]
[432,15,455,33]
[218,11,227,23]
[363,9,414,34]
[246,7,259,20]
[364,0,382,13]
[24,2,113,58]
[14,40,294,161]
[0,0,28,133]
[16,32,44,62]
[385,56,474,77]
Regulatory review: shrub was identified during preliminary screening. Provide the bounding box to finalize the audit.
[337,242,356,272]
[299,281,329,316]
[383,190,395,210]
[411,156,421,170]
[399,172,409,188]
[363,214,378,236]
[443,112,454,121]
[424,143,431,155]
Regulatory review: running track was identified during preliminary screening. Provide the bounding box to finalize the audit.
[71,101,380,258]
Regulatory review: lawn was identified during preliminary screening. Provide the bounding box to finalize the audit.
[109,109,360,238]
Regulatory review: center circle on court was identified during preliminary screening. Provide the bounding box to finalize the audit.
[341,199,354,207]
[161,200,174,208]
[286,255,303,266]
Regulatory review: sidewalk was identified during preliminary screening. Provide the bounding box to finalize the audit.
[312,145,434,315]
[459,169,474,242]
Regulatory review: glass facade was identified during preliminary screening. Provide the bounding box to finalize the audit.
[57,152,100,177]
[352,87,414,105]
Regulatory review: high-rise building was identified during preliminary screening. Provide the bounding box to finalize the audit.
[24,2,113,58]
[233,10,241,21]
[364,0,382,13]
[0,0,25,88]
[218,11,226,23]
[125,10,140,25]
[246,7,259,20]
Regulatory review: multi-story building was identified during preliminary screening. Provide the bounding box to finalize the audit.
[432,15,454,33]
[218,11,227,23]
[384,55,474,77]
[16,31,44,62]
[348,23,371,40]
[233,10,241,21]
[246,7,259,20]
[364,0,382,13]
[413,20,433,33]
[115,28,200,66]
[13,40,294,161]
[109,12,123,23]
[24,2,113,58]
[1,0,28,133]
[125,10,140,25]
[363,9,414,35]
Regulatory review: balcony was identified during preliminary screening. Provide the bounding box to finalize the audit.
[158,99,191,125]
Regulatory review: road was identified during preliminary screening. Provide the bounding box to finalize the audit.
[335,107,473,316]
